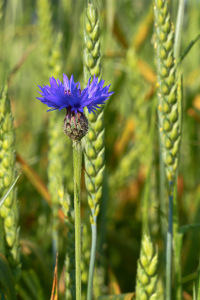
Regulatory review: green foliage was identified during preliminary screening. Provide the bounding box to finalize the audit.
[0,1,200,299]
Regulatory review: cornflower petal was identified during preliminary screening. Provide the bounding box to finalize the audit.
[36,74,114,114]
[63,73,70,90]
[49,77,58,89]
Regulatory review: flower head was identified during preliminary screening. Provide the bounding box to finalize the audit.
[36,74,113,140]
[36,74,113,114]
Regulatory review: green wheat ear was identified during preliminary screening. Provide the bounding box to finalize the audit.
[37,0,53,74]
[84,3,104,221]
[0,83,20,281]
[83,2,106,298]
[154,0,180,183]
[37,0,53,51]
[83,0,102,242]
[48,33,64,259]
[59,189,75,300]
[154,2,182,298]
[136,233,158,300]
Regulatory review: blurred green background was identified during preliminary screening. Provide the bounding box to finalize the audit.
[1,0,200,299]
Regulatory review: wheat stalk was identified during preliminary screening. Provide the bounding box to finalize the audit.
[154,1,181,298]
[83,3,105,299]
[154,0,180,184]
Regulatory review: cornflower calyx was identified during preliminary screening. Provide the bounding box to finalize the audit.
[36,74,113,140]
[64,110,88,141]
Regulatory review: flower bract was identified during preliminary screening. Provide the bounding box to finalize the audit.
[36,74,114,114]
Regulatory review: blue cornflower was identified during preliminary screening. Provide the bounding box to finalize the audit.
[36,74,114,140]
[36,74,113,114]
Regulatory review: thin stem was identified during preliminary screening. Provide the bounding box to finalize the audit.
[87,216,97,300]
[173,184,183,300]
[166,190,173,300]
[174,0,185,61]
[98,172,108,257]
[73,140,82,300]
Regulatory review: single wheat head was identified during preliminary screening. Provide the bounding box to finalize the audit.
[154,0,180,184]
[84,3,104,225]
[136,233,158,300]
[0,84,20,280]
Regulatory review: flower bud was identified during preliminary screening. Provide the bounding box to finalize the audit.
[63,111,88,141]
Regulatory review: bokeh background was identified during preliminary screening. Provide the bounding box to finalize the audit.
[1,0,200,298]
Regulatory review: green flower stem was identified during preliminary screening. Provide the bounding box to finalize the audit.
[166,190,173,300]
[87,218,97,300]
[73,140,82,300]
